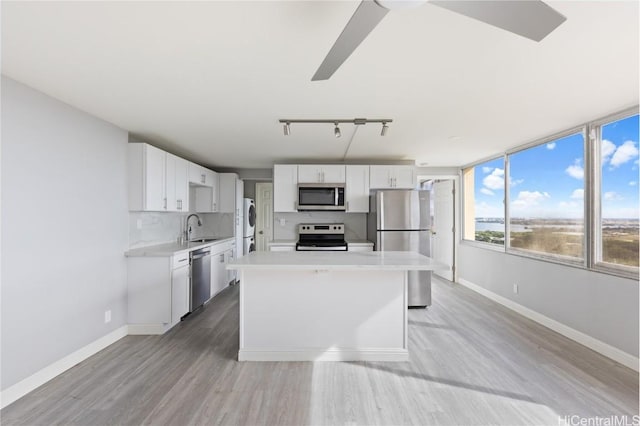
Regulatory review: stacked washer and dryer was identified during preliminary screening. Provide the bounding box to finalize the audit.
[243,198,256,255]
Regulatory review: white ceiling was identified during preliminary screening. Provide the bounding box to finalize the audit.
[2,1,638,169]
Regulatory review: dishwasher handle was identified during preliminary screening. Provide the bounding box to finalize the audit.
[190,248,211,260]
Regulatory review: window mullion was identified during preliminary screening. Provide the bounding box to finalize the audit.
[504,154,511,251]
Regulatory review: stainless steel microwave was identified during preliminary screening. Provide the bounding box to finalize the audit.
[297,183,346,211]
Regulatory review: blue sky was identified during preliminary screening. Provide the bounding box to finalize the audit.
[473,114,639,220]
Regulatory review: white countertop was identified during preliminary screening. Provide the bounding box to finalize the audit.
[125,237,234,257]
[227,251,443,271]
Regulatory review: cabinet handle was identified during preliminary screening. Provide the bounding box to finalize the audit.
[220,254,225,262]
[201,174,205,183]
[163,198,167,209]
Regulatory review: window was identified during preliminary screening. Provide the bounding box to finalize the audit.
[462,107,639,279]
[508,132,585,259]
[463,157,505,245]
[598,113,639,268]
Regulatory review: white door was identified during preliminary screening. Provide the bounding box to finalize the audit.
[171,265,190,324]
[255,182,274,251]
[432,180,455,281]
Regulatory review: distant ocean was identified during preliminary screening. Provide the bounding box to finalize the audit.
[475,222,527,232]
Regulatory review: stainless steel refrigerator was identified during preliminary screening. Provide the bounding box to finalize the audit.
[367,190,432,308]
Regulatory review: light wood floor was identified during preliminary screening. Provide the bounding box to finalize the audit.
[2,277,638,425]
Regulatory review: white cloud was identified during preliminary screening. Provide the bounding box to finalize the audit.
[604,191,623,201]
[546,142,556,150]
[565,159,584,180]
[601,139,616,164]
[610,140,639,168]
[483,168,504,190]
[629,181,637,186]
[570,189,584,199]
[480,188,494,196]
[482,166,493,174]
[511,190,550,209]
[510,178,524,187]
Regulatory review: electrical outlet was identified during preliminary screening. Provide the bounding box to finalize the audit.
[279,218,286,226]
[104,310,111,324]
[513,284,518,294]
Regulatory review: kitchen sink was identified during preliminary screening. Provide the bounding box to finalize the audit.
[189,238,218,243]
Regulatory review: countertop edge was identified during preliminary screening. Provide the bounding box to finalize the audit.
[125,237,235,257]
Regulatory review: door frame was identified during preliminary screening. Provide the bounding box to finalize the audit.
[417,174,460,283]
[255,182,274,251]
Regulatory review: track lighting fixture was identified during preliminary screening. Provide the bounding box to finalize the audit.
[278,118,392,137]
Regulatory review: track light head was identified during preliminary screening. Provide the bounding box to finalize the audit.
[334,123,341,138]
[381,122,389,136]
[283,122,291,136]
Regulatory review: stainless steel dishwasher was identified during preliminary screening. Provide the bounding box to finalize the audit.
[190,247,211,312]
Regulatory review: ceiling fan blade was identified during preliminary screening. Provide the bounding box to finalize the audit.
[429,0,566,42]
[312,1,389,81]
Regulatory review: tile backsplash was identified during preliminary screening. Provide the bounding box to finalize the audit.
[273,212,368,241]
[128,212,233,249]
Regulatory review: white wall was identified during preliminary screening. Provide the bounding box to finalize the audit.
[1,77,129,390]
[458,243,639,358]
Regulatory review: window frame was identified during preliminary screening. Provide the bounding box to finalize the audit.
[589,108,639,279]
[461,154,507,251]
[460,107,639,281]
[504,125,588,267]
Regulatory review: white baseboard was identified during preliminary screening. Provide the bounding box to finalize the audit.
[457,278,639,372]
[238,348,409,362]
[0,325,129,410]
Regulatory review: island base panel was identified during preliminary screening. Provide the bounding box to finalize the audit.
[239,269,408,361]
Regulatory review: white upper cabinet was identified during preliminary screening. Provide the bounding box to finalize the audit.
[128,143,190,212]
[345,165,370,213]
[298,165,345,183]
[128,143,166,211]
[173,156,189,212]
[218,173,239,214]
[189,162,215,187]
[273,165,298,212]
[369,165,416,189]
[194,172,219,213]
[166,153,190,212]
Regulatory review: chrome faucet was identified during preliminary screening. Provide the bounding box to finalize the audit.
[185,214,202,242]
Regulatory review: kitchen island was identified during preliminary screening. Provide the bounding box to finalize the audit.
[227,251,443,362]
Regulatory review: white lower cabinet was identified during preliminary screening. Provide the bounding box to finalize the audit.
[171,264,190,324]
[128,253,189,333]
[128,239,236,334]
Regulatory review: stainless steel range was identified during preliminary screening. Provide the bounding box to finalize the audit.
[296,223,348,251]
